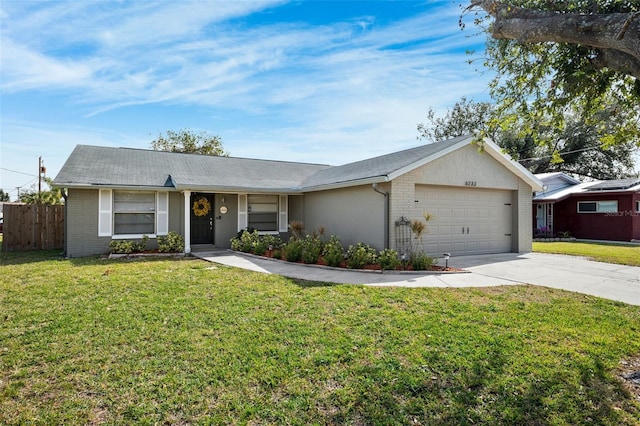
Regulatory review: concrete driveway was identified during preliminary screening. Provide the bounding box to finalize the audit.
[193,251,640,306]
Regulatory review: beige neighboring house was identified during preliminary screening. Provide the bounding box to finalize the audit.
[53,135,543,258]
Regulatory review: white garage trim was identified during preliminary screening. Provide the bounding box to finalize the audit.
[414,185,513,256]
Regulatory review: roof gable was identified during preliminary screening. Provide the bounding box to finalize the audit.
[301,135,468,190]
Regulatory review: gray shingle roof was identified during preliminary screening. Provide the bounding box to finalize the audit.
[301,135,469,189]
[54,136,475,192]
[54,145,330,192]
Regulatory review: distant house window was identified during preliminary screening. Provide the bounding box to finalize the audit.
[113,191,156,235]
[248,194,278,231]
[577,200,618,213]
[636,201,640,213]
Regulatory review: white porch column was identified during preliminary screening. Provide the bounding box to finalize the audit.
[183,190,191,254]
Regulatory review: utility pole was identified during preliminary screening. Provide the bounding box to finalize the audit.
[38,157,46,194]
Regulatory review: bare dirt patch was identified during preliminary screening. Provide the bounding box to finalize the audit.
[618,354,640,402]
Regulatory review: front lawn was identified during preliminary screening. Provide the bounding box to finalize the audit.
[1,250,639,425]
[533,241,640,266]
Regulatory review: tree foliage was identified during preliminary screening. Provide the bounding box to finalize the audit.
[418,97,638,179]
[0,189,10,202]
[150,129,228,156]
[417,97,495,142]
[19,178,64,205]
[464,0,640,150]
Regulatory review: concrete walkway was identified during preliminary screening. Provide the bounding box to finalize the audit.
[192,250,640,306]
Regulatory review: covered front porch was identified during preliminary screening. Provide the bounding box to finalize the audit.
[182,191,294,253]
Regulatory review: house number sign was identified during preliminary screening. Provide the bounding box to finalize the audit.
[465,180,477,187]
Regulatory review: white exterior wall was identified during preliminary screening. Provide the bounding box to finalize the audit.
[389,143,534,254]
[515,180,534,252]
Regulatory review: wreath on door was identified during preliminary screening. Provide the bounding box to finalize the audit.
[192,197,211,217]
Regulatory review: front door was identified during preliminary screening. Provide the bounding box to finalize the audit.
[191,193,214,244]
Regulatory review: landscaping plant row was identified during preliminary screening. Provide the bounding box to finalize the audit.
[109,232,185,254]
[230,229,437,271]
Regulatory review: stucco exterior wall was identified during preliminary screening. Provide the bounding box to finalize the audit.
[302,185,387,250]
[65,188,111,257]
[214,193,238,248]
[168,192,183,235]
[410,144,519,190]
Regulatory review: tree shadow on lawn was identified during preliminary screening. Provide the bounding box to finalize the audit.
[284,276,341,288]
[0,248,65,266]
[317,341,639,424]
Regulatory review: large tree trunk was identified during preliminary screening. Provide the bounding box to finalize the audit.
[471,0,640,79]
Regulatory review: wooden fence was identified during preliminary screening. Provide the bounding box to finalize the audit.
[2,204,64,251]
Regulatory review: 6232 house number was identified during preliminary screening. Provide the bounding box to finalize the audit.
[465,180,477,187]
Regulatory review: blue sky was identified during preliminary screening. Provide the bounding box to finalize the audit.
[1,0,496,200]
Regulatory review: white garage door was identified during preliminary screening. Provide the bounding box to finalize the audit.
[414,185,513,256]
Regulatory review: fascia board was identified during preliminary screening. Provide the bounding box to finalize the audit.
[301,176,389,193]
[480,138,544,191]
[384,136,544,192]
[386,135,474,181]
[173,183,303,194]
[53,182,175,191]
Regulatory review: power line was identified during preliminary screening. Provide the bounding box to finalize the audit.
[517,145,604,162]
[0,167,38,178]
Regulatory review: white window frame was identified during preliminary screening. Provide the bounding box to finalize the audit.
[636,200,640,213]
[237,194,288,234]
[98,189,167,238]
[577,200,618,214]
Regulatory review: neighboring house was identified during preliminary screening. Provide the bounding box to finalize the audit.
[53,135,542,258]
[533,172,640,242]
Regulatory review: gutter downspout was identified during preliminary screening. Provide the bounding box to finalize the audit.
[61,188,68,257]
[372,183,389,249]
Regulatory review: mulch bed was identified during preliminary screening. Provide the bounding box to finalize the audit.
[260,250,464,272]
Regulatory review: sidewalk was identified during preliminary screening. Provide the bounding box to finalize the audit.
[192,250,640,306]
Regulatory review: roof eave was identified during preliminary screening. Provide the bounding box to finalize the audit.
[173,183,304,194]
[386,135,474,181]
[54,182,176,191]
[385,136,544,192]
[301,176,389,192]
[480,138,544,191]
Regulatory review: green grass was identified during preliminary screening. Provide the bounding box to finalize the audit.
[533,241,640,266]
[1,250,639,425]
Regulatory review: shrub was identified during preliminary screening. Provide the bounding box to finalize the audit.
[230,229,260,253]
[346,242,377,269]
[322,236,344,267]
[157,232,184,253]
[253,240,268,256]
[109,240,134,254]
[378,248,400,270]
[284,239,303,262]
[272,249,282,259]
[261,234,284,250]
[301,233,324,264]
[109,235,148,254]
[410,252,435,271]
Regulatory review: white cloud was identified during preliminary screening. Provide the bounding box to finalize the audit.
[0,1,504,193]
